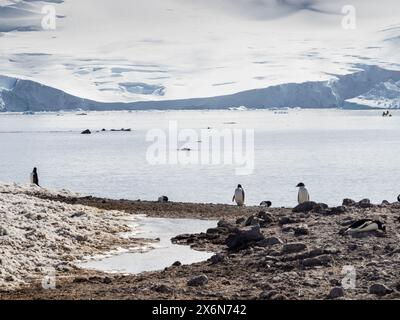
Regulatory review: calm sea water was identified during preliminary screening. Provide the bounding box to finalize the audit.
[0,109,399,207]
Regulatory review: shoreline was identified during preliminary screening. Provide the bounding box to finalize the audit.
[1,185,400,300]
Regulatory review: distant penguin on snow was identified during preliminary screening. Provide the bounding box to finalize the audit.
[398,194,400,202]
[232,184,245,206]
[30,167,39,186]
[345,219,386,234]
[296,182,309,204]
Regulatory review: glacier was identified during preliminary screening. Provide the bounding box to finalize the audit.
[1,64,400,112]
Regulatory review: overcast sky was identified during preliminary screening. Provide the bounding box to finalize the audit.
[0,0,399,101]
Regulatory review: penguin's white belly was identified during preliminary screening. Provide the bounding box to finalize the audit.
[298,188,309,204]
[30,173,34,184]
[235,189,244,206]
[349,223,378,233]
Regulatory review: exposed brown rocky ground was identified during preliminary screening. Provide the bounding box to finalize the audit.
[2,193,400,300]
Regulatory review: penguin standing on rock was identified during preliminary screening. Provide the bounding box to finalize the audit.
[344,219,386,234]
[232,184,245,206]
[296,182,309,204]
[30,167,39,186]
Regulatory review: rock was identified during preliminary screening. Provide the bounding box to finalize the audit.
[292,201,318,213]
[256,237,283,247]
[257,211,273,223]
[5,275,14,282]
[103,277,112,284]
[369,283,393,296]
[279,216,299,225]
[75,235,88,242]
[358,198,372,208]
[151,284,173,294]
[70,211,86,218]
[381,200,390,206]
[73,277,89,283]
[0,226,8,236]
[259,290,287,300]
[210,253,224,264]
[282,225,294,233]
[294,224,309,236]
[151,284,174,294]
[217,220,237,232]
[172,261,182,267]
[236,217,245,225]
[313,203,329,213]
[348,244,358,251]
[251,217,265,227]
[342,198,356,206]
[324,247,340,255]
[81,129,91,134]
[226,226,265,250]
[328,287,345,299]
[301,255,333,268]
[330,206,346,215]
[206,228,220,234]
[187,275,208,287]
[282,242,307,254]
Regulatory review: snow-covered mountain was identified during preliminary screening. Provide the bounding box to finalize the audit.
[347,80,400,109]
[1,64,400,111]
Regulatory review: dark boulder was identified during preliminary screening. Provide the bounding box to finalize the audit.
[81,129,91,134]
[329,206,346,215]
[292,201,318,213]
[217,220,237,232]
[294,224,309,236]
[226,226,265,250]
[282,242,307,254]
[279,216,299,225]
[256,237,283,247]
[369,283,393,296]
[357,199,373,208]
[187,275,208,287]
[328,287,345,299]
[301,255,333,268]
[342,198,356,206]
[210,253,224,264]
[257,211,273,223]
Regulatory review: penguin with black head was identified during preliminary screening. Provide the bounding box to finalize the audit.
[30,167,39,186]
[232,184,245,206]
[345,219,386,234]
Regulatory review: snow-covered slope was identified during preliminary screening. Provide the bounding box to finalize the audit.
[347,80,400,109]
[1,1,400,103]
[1,64,400,111]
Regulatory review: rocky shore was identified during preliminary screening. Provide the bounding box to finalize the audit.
[1,185,400,300]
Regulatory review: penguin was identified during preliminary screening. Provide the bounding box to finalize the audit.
[232,184,245,206]
[397,194,400,202]
[30,167,39,186]
[158,196,169,203]
[296,182,309,204]
[345,219,386,234]
[260,201,272,207]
